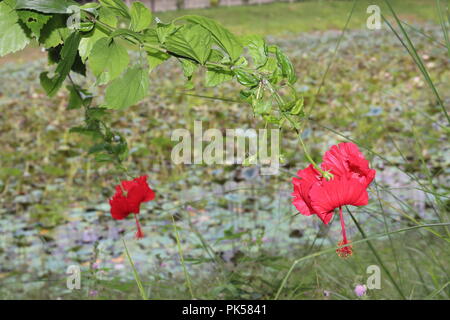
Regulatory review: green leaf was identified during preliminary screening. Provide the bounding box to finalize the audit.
[165,24,212,65]
[155,22,178,44]
[0,1,30,56]
[40,31,81,97]
[104,66,149,110]
[253,98,271,115]
[143,28,159,45]
[78,7,117,61]
[86,107,108,120]
[67,84,92,110]
[99,0,130,18]
[179,59,197,79]
[47,44,86,75]
[88,37,129,83]
[109,28,145,42]
[146,48,170,71]
[184,15,243,62]
[260,56,281,83]
[205,67,233,87]
[17,10,52,39]
[234,69,259,88]
[39,14,70,48]
[208,48,224,63]
[130,1,152,32]
[242,35,267,67]
[275,46,297,84]
[69,126,103,139]
[15,0,78,14]
[290,97,304,115]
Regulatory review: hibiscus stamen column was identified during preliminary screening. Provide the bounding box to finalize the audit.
[336,206,353,258]
[134,213,144,239]
[109,175,155,239]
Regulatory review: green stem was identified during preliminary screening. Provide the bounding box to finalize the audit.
[122,238,149,300]
[346,208,406,300]
[273,222,449,300]
[172,215,195,299]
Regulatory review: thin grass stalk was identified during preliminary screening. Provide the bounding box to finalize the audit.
[122,238,149,300]
[172,215,195,299]
[273,222,449,300]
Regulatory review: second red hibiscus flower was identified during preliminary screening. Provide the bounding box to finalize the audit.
[292,142,376,258]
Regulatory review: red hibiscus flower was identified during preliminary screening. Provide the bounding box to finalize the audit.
[292,142,376,258]
[109,175,155,239]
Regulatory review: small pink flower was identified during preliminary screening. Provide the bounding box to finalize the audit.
[89,290,99,297]
[354,284,367,297]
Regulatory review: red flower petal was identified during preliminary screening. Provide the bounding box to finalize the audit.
[123,176,155,214]
[310,176,369,216]
[109,176,155,220]
[322,142,376,187]
[109,186,131,220]
[292,164,321,216]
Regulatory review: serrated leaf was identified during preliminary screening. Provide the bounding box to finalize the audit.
[17,10,52,38]
[205,67,233,87]
[15,0,78,14]
[208,49,224,63]
[99,0,130,18]
[253,98,271,115]
[155,22,178,44]
[130,1,152,32]
[40,31,81,97]
[165,24,212,65]
[275,46,297,84]
[67,84,92,110]
[234,69,259,87]
[67,85,83,110]
[185,15,243,62]
[94,153,115,163]
[242,35,267,67]
[88,37,129,83]
[290,97,304,115]
[39,14,70,48]
[143,28,159,45]
[88,143,108,155]
[0,1,30,56]
[78,7,117,61]
[104,66,149,110]
[146,48,170,71]
[179,59,197,79]
[69,126,103,139]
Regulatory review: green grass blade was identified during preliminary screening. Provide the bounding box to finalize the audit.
[172,215,195,299]
[301,0,357,131]
[425,281,449,299]
[122,238,149,300]
[274,222,450,300]
[346,208,406,299]
[436,0,450,57]
[383,0,449,124]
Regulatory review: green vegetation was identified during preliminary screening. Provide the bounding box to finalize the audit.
[158,0,439,35]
